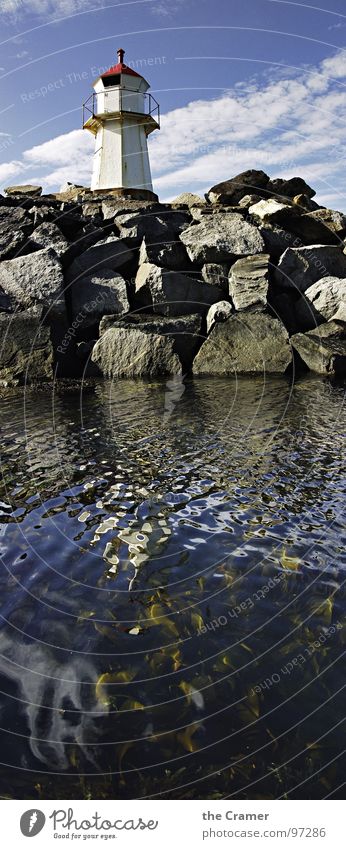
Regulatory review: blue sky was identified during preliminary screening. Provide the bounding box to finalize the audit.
[1,0,346,208]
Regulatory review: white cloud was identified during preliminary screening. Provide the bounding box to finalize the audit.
[0,0,104,21]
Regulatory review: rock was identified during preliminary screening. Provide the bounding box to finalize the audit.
[115,209,190,246]
[82,201,102,218]
[135,262,223,316]
[206,170,270,205]
[206,301,233,334]
[292,194,320,211]
[259,224,300,258]
[70,269,129,328]
[171,192,206,208]
[180,213,265,264]
[193,312,292,374]
[60,182,85,193]
[66,236,134,282]
[229,254,270,311]
[269,292,300,336]
[0,287,14,312]
[201,263,230,293]
[249,198,295,223]
[274,245,346,294]
[291,321,346,375]
[331,304,346,323]
[92,313,202,377]
[4,184,42,197]
[0,206,33,260]
[0,248,66,318]
[101,199,156,220]
[139,236,190,271]
[295,276,346,329]
[0,309,53,383]
[30,221,70,259]
[238,194,264,208]
[267,177,315,200]
[304,208,346,239]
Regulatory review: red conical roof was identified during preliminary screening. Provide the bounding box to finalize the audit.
[101,48,145,81]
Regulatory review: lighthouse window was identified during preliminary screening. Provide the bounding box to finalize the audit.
[103,74,121,87]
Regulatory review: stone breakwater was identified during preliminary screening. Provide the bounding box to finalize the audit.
[0,169,346,386]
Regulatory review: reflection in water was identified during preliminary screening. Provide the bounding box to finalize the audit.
[0,375,345,799]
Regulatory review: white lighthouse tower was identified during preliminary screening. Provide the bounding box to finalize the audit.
[83,49,160,200]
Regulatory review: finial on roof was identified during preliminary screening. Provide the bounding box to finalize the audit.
[117,48,125,64]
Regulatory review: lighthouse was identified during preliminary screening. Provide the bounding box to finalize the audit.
[83,49,160,200]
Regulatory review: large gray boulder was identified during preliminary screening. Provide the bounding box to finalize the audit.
[303,208,346,239]
[267,177,315,200]
[30,221,70,259]
[180,213,265,264]
[66,236,133,282]
[193,312,292,374]
[70,269,129,328]
[139,236,190,271]
[259,224,299,258]
[101,199,156,220]
[0,206,33,260]
[0,248,66,318]
[296,276,346,328]
[274,245,346,294]
[92,314,202,377]
[115,210,190,246]
[206,170,270,205]
[229,254,270,311]
[135,262,224,317]
[0,309,53,383]
[291,321,346,375]
[171,192,206,208]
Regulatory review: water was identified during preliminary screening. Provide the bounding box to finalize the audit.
[0,374,345,800]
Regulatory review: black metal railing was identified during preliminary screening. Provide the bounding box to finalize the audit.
[83,88,160,127]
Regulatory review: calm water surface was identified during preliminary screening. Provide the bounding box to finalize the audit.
[0,375,345,800]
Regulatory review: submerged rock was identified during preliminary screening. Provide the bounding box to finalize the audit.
[193,312,292,374]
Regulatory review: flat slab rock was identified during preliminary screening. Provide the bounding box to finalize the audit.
[135,262,224,316]
[70,268,129,327]
[180,213,265,264]
[291,321,346,375]
[193,312,292,375]
[275,245,346,294]
[0,247,66,318]
[92,314,202,377]
[67,237,133,282]
[229,253,270,311]
[0,309,53,383]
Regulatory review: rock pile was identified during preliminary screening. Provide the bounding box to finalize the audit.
[0,168,346,385]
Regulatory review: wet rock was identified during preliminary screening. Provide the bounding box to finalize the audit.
[0,308,53,383]
[4,184,42,197]
[0,248,66,318]
[180,213,265,264]
[291,321,346,375]
[0,206,33,260]
[206,170,270,205]
[267,177,315,200]
[70,269,129,328]
[206,300,233,334]
[274,245,346,294]
[92,313,202,377]
[66,236,134,282]
[229,253,270,311]
[193,312,292,374]
[135,262,223,317]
